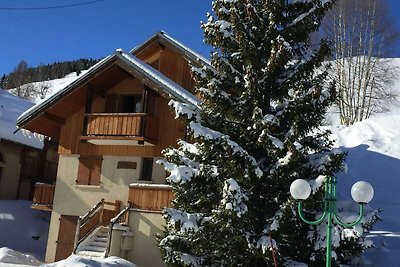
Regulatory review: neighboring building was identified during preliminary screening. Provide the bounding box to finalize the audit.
[0,89,57,200]
[17,31,207,266]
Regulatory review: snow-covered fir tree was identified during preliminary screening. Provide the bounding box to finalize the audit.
[158,0,378,266]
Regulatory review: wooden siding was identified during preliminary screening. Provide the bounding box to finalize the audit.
[58,78,184,157]
[31,183,55,211]
[158,48,195,93]
[128,185,173,211]
[57,45,193,157]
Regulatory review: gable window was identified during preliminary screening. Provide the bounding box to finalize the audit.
[105,94,142,113]
[76,156,103,186]
[140,158,153,181]
[119,95,142,113]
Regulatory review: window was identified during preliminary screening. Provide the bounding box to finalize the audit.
[77,156,102,185]
[140,158,153,181]
[105,94,142,113]
[118,95,142,113]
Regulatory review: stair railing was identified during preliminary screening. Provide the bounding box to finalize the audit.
[105,202,131,257]
[73,199,121,253]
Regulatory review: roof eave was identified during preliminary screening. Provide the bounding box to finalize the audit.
[17,54,118,128]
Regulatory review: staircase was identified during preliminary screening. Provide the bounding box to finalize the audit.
[73,199,122,259]
[75,226,109,258]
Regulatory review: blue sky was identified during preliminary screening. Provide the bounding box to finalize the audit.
[0,0,400,76]
[0,0,212,75]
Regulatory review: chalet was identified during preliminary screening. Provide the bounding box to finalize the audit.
[0,89,58,200]
[16,31,207,266]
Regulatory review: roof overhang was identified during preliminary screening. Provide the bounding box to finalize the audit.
[131,31,211,67]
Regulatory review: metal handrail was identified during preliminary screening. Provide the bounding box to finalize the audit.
[105,202,131,257]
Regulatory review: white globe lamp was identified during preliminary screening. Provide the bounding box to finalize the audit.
[290,179,311,200]
[351,181,374,203]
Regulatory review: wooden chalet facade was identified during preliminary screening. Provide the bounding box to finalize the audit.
[17,31,206,266]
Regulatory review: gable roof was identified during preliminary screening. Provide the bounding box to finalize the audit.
[117,50,199,106]
[0,89,43,149]
[17,51,200,133]
[130,31,211,67]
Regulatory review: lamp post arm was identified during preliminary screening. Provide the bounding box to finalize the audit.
[297,201,327,225]
[333,204,365,228]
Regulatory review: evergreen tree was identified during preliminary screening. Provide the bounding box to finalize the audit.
[159,1,377,266]
[0,74,6,88]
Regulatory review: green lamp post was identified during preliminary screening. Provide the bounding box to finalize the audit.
[290,176,374,267]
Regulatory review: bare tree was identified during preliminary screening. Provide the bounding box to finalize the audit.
[11,83,37,101]
[323,0,400,125]
[36,81,52,100]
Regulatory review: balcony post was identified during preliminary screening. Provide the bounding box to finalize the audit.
[82,84,94,136]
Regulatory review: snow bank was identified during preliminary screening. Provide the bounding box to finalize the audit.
[41,255,137,267]
[0,247,42,266]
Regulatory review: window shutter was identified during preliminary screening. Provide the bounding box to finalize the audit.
[77,158,90,185]
[90,158,102,186]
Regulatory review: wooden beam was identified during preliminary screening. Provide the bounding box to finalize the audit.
[43,112,65,125]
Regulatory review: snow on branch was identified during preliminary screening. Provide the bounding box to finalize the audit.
[158,160,199,184]
[164,208,206,233]
[189,122,263,178]
[221,178,249,217]
[256,235,278,255]
[169,100,200,121]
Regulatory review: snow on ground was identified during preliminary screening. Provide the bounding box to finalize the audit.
[0,201,49,261]
[41,255,137,267]
[0,248,137,267]
[331,111,400,266]
[0,247,43,266]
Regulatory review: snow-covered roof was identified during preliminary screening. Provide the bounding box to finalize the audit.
[118,50,199,106]
[0,89,43,149]
[130,31,211,66]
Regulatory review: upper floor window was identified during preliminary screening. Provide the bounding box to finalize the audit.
[105,94,142,113]
[0,151,4,163]
[140,158,153,181]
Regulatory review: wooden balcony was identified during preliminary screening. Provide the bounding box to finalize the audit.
[128,183,173,211]
[31,183,55,211]
[81,113,157,146]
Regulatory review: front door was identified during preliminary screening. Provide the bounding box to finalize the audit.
[55,215,79,261]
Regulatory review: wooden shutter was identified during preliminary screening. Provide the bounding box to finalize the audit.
[77,157,90,185]
[89,158,102,186]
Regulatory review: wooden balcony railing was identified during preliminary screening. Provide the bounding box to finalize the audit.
[31,183,55,211]
[128,183,173,211]
[82,113,157,144]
